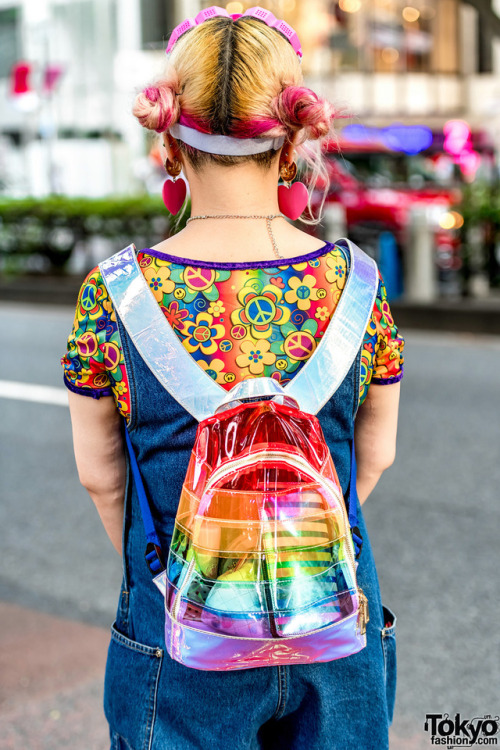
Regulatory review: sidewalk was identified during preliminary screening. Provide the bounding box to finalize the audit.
[1,274,499,334]
[0,602,109,750]
[0,601,432,750]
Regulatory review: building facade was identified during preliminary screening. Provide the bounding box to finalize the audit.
[1,0,499,195]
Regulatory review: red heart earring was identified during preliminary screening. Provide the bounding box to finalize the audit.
[278,159,308,221]
[162,156,187,215]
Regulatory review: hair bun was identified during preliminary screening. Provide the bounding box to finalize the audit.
[273,86,336,141]
[132,77,181,133]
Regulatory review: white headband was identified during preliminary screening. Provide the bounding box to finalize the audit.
[169,122,285,156]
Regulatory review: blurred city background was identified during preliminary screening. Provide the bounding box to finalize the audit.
[0,0,499,748]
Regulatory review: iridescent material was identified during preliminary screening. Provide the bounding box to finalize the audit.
[161,399,366,668]
[99,239,377,421]
[100,240,378,670]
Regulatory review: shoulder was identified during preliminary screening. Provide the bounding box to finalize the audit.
[74,264,115,319]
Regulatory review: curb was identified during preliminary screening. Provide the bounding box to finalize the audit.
[1,276,500,334]
[390,300,500,335]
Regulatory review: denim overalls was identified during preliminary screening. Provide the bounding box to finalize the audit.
[102,250,397,750]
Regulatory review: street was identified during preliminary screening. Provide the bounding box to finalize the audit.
[1,301,499,749]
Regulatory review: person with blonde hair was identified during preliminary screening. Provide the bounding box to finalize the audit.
[63,7,403,749]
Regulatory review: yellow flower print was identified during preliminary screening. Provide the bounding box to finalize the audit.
[235,339,276,375]
[182,312,225,355]
[117,398,130,416]
[325,255,347,289]
[276,261,308,272]
[376,333,387,353]
[331,288,342,307]
[102,296,117,322]
[144,266,175,302]
[154,257,177,268]
[315,306,330,321]
[75,366,94,386]
[284,274,320,311]
[115,382,128,396]
[197,357,226,384]
[207,301,226,316]
[231,280,290,340]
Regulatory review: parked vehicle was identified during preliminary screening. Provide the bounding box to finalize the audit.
[310,139,464,280]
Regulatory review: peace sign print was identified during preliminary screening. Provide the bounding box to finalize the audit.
[283,330,316,361]
[76,331,98,358]
[244,296,276,328]
[295,284,311,300]
[193,325,211,343]
[101,342,121,371]
[93,373,109,389]
[231,325,247,340]
[80,284,98,313]
[184,266,216,292]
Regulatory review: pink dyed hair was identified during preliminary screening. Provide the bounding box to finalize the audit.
[229,87,338,141]
[132,82,180,134]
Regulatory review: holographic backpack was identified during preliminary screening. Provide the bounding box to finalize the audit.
[100,239,378,671]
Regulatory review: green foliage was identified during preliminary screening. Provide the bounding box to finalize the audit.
[457,181,500,287]
[458,181,500,224]
[0,195,191,273]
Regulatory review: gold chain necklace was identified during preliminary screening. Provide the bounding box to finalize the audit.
[186,213,286,260]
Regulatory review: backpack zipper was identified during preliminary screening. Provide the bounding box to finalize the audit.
[356,588,369,635]
[261,553,279,637]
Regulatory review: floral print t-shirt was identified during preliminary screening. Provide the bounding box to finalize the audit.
[61,241,404,421]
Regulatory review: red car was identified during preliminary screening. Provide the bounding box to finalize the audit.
[309,140,464,275]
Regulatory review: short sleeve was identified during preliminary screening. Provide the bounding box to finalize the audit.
[61,266,131,418]
[359,272,404,405]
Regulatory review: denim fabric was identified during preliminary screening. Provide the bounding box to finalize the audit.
[103,315,397,750]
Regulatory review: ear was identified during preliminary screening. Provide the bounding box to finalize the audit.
[162,131,183,165]
[279,131,301,167]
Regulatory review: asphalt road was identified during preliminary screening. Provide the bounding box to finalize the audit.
[1,301,499,748]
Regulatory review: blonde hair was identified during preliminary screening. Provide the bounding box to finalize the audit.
[133,16,340,224]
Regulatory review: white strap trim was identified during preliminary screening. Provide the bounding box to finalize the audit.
[100,240,378,421]
[170,123,285,156]
[286,238,378,414]
[99,245,226,422]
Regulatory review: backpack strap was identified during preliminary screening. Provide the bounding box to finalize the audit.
[99,245,226,422]
[285,238,378,415]
[124,425,165,575]
[348,440,363,559]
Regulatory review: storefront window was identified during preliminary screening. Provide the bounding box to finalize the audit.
[200,0,459,75]
[368,0,434,72]
[0,8,20,79]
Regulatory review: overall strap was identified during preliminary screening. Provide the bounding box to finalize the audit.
[286,238,378,415]
[99,245,226,422]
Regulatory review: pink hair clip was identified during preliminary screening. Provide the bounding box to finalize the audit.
[242,7,302,58]
[166,5,302,58]
[166,7,230,54]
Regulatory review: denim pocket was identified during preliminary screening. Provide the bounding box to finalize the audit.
[104,622,163,750]
[381,605,397,726]
[111,731,133,750]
